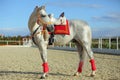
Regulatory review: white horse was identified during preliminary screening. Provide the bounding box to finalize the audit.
[28,6,96,79]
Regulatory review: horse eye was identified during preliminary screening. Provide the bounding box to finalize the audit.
[41,14,46,17]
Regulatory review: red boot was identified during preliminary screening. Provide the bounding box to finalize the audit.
[42,62,49,73]
[90,59,96,71]
[77,61,83,73]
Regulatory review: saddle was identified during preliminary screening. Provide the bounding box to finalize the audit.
[54,20,70,35]
[48,20,70,45]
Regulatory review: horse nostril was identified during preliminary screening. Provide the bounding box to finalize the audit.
[41,14,46,17]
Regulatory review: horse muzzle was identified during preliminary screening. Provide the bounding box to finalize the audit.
[46,24,54,32]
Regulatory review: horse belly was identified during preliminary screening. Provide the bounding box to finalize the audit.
[54,35,72,45]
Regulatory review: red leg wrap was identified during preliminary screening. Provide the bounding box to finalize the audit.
[90,59,96,71]
[42,62,49,73]
[77,61,83,73]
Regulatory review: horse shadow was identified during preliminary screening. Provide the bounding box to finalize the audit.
[0,70,71,77]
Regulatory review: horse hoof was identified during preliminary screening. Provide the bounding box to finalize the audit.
[90,73,96,77]
[90,71,96,77]
[40,76,45,79]
[40,74,49,79]
[73,72,79,76]
[91,74,95,77]
[45,74,49,77]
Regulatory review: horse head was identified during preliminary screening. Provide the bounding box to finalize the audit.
[35,6,54,32]
[28,6,54,44]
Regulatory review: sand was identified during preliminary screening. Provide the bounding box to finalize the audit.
[0,46,119,80]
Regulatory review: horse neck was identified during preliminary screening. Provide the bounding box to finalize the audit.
[32,22,40,33]
[28,12,38,33]
[50,17,56,22]
[50,17,60,25]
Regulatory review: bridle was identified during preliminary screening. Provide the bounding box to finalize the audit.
[32,13,52,36]
[31,13,52,45]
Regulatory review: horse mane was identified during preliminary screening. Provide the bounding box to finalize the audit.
[28,6,38,31]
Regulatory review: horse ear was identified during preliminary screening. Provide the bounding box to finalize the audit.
[34,6,39,11]
[36,6,41,12]
[36,6,38,8]
[41,5,46,10]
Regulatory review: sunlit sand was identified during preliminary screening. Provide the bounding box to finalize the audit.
[0,47,119,80]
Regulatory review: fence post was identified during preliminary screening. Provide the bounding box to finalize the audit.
[101,38,102,49]
[109,37,111,49]
[19,41,21,45]
[98,38,100,48]
[69,42,71,48]
[7,41,8,45]
[117,37,119,50]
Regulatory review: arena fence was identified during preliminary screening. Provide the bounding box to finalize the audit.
[0,37,120,54]
[51,37,120,55]
[0,40,22,45]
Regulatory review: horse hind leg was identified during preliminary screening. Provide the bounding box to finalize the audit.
[89,51,96,76]
[74,39,96,76]
[74,41,87,76]
[82,41,96,76]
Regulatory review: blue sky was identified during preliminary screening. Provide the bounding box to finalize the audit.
[0,0,120,38]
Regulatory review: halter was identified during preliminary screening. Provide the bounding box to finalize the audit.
[32,13,51,36]
[31,13,52,45]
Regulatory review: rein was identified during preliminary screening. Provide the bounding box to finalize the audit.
[32,14,47,36]
[31,24,47,45]
[32,26,40,36]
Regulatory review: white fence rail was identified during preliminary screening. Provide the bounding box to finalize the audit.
[91,37,120,54]
[93,37,119,50]
[0,40,21,45]
[0,37,120,54]
[0,39,32,46]
[52,37,120,55]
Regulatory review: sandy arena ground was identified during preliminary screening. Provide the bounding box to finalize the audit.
[0,46,119,80]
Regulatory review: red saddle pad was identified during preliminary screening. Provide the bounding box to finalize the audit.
[54,20,70,35]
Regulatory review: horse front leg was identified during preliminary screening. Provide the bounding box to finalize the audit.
[38,43,49,79]
[41,51,49,79]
